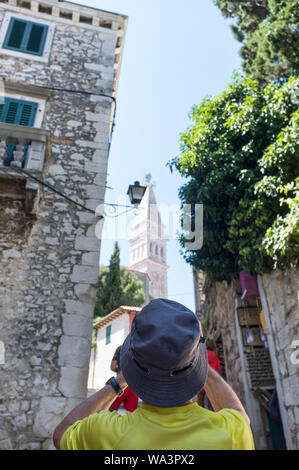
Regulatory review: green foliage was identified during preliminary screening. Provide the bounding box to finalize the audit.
[214,0,299,82]
[262,177,299,267]
[201,315,209,337]
[94,242,122,317]
[94,242,146,318]
[169,74,299,281]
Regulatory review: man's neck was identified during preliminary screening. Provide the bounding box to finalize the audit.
[143,400,194,408]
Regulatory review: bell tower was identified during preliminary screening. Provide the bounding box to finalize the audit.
[128,182,168,300]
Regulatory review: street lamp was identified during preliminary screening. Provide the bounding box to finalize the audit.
[127,181,146,207]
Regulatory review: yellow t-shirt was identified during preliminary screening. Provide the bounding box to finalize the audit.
[60,403,255,450]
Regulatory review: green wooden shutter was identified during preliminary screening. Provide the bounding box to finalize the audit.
[26,23,48,54]
[19,101,38,126]
[3,17,48,56]
[5,100,19,124]
[5,18,27,50]
[0,98,38,126]
[0,98,36,168]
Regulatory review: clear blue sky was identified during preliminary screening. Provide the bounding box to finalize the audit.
[74,0,242,311]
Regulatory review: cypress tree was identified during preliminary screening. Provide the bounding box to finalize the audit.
[215,0,299,82]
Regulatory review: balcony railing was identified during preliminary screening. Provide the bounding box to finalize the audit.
[0,139,29,168]
[0,123,50,213]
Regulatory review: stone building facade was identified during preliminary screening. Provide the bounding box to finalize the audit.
[258,269,299,450]
[0,0,127,450]
[195,268,299,450]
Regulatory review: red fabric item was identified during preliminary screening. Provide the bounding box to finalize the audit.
[129,313,136,332]
[207,350,221,372]
[110,386,138,412]
[239,270,259,299]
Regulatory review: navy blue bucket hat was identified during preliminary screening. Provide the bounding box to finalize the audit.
[120,298,208,407]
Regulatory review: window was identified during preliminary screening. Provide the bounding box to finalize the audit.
[0,97,38,126]
[3,17,48,56]
[0,13,55,62]
[106,325,112,345]
[0,97,38,166]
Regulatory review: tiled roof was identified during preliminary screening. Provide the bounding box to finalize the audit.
[93,305,142,329]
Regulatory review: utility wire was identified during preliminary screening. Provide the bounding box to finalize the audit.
[1,77,118,157]
[23,82,117,154]
[0,79,126,216]
[8,164,134,215]
[8,163,103,216]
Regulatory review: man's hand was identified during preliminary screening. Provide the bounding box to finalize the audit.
[110,359,119,372]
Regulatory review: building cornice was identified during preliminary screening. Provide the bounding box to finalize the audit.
[0,0,128,95]
[3,79,54,100]
[128,230,169,243]
[130,258,169,270]
[127,268,150,279]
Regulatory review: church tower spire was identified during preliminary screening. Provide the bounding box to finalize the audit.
[128,182,168,300]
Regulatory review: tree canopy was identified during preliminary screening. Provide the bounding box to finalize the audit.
[94,242,146,318]
[168,74,299,282]
[214,0,299,82]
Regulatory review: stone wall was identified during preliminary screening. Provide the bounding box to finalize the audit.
[201,278,269,449]
[258,268,299,450]
[0,199,36,449]
[0,2,126,449]
[201,268,299,450]
[201,279,246,402]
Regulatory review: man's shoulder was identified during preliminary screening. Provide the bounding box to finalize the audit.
[60,409,141,450]
[195,406,251,434]
[216,408,254,449]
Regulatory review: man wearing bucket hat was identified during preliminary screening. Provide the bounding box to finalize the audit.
[54,299,254,450]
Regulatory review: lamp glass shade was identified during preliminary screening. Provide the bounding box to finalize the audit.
[127,181,146,205]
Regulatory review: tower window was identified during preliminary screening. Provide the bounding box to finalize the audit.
[161,247,164,257]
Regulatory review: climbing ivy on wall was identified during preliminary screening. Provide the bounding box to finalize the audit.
[168,74,299,281]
